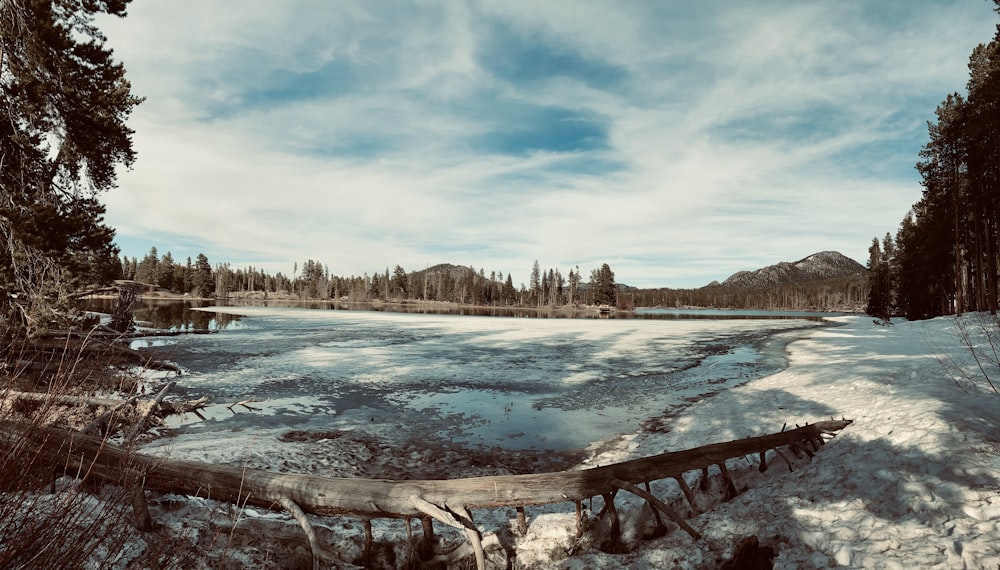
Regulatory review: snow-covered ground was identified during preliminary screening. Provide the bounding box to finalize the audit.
[132,312,999,569]
[553,314,1000,569]
[10,312,999,569]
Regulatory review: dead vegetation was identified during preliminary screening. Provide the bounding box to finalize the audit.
[0,306,224,569]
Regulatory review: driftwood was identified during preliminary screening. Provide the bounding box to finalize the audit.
[9,336,182,374]
[54,326,218,339]
[2,388,210,436]
[2,389,209,417]
[2,418,852,569]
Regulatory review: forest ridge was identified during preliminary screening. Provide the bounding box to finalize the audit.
[117,249,869,312]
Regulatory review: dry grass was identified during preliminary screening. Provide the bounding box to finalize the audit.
[0,324,201,569]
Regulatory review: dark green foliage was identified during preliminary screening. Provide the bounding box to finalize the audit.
[298,259,328,299]
[192,253,213,297]
[628,275,867,312]
[590,263,617,306]
[866,237,892,321]
[1,0,140,333]
[391,264,408,299]
[880,14,1000,319]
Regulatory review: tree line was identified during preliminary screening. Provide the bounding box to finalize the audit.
[119,250,623,308]
[867,3,1000,321]
[121,247,867,312]
[629,276,868,313]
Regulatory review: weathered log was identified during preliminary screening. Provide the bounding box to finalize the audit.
[6,418,852,515]
[16,336,183,373]
[4,390,125,409]
[574,500,584,538]
[81,393,142,436]
[227,398,263,412]
[718,461,738,500]
[3,389,209,427]
[599,490,624,553]
[125,381,176,441]
[48,326,217,340]
[611,478,701,540]
[4,419,852,569]
[278,496,321,570]
[454,504,485,570]
[674,474,699,515]
[516,506,528,535]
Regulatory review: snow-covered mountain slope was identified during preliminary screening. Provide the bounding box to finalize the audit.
[722,251,867,288]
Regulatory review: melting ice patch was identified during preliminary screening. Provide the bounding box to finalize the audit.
[153,307,824,452]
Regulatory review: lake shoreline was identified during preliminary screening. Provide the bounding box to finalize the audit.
[137,305,828,480]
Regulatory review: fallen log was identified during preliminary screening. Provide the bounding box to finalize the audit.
[3,419,852,569]
[2,389,210,435]
[13,337,182,373]
[49,327,218,339]
[2,389,209,416]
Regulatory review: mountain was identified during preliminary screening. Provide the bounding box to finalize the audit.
[720,251,867,288]
[422,263,474,282]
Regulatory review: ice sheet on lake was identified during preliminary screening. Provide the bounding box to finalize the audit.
[147,307,824,454]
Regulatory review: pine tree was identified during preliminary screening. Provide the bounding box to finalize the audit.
[135,247,159,285]
[866,238,890,321]
[1,0,141,332]
[193,254,213,298]
[159,251,176,290]
[590,264,617,306]
[530,260,541,307]
[569,266,581,307]
[391,265,408,299]
[183,257,194,294]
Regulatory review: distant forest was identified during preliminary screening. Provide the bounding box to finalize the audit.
[866,9,1000,321]
[119,248,868,312]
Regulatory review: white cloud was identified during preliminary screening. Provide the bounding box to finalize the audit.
[97,0,998,288]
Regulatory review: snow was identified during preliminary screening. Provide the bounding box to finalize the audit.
[10,312,1000,568]
[139,308,821,461]
[551,314,1000,569]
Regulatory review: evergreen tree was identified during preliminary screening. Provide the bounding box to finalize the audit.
[569,266,581,306]
[541,268,550,307]
[866,238,891,321]
[0,0,141,332]
[391,265,408,299]
[183,257,194,294]
[158,251,176,290]
[894,10,1000,319]
[503,273,515,305]
[135,247,159,285]
[590,263,617,306]
[439,270,454,302]
[530,260,541,307]
[193,254,213,298]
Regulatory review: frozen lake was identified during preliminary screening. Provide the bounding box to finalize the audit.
[130,305,832,465]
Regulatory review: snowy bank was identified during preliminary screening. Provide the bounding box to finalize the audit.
[142,313,1000,568]
[7,313,999,569]
[562,314,1000,569]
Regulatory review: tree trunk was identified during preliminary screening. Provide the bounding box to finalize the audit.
[4,419,852,569]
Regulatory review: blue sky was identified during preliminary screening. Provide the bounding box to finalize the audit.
[97,1,997,288]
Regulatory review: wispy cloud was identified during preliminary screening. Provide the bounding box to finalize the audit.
[98,0,997,287]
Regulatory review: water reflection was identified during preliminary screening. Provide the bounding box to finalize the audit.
[211,300,836,321]
[82,297,838,330]
[82,298,244,331]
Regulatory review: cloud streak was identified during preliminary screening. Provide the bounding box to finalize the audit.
[97,0,997,287]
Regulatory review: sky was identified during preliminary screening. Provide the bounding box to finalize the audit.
[95,1,999,289]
